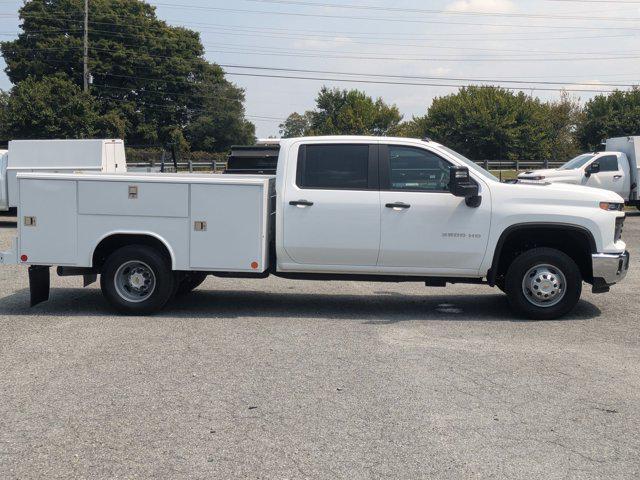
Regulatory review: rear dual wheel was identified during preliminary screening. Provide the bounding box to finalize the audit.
[101,245,175,315]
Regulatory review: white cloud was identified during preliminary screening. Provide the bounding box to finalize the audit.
[446,0,514,13]
[293,36,352,50]
[564,80,609,94]
[430,66,452,76]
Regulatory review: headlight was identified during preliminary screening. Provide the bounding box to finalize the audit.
[526,176,545,181]
[599,202,624,211]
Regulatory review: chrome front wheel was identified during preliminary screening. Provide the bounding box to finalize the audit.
[505,248,582,320]
[522,264,567,308]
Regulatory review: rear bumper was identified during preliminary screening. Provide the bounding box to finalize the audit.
[592,251,630,286]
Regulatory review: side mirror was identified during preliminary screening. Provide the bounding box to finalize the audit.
[585,162,600,178]
[449,166,481,207]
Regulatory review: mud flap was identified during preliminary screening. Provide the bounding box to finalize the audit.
[83,274,97,287]
[28,265,50,307]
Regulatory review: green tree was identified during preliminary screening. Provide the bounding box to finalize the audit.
[280,87,402,137]
[0,75,107,139]
[279,111,314,138]
[545,91,583,161]
[1,0,254,150]
[401,86,554,161]
[577,88,640,150]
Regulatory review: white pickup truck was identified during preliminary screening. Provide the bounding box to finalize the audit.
[0,136,630,320]
[1,139,127,212]
[518,136,640,209]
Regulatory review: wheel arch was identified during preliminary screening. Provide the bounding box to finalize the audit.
[488,223,597,286]
[91,231,176,270]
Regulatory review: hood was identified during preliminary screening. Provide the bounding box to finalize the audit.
[502,180,624,203]
[518,168,558,178]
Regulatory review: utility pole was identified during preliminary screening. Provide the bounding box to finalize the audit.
[83,0,89,92]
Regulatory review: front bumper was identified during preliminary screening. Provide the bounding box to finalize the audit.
[592,251,630,287]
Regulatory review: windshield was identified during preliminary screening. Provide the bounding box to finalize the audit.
[436,145,500,182]
[559,153,595,170]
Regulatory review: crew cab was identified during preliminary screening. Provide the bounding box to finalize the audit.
[518,136,640,209]
[0,136,630,320]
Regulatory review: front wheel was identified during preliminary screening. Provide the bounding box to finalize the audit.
[504,248,582,320]
[101,245,175,315]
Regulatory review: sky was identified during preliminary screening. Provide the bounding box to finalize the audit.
[0,0,639,138]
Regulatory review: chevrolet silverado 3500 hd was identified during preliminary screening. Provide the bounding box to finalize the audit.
[0,136,629,320]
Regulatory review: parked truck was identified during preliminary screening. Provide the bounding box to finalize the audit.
[518,136,640,209]
[0,136,629,320]
[0,139,127,213]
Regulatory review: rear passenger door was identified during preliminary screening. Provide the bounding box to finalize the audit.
[282,143,381,267]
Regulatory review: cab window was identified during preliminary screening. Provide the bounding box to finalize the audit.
[296,144,376,190]
[595,155,619,172]
[386,146,451,192]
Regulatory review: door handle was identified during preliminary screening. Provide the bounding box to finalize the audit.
[614,175,623,180]
[385,202,411,210]
[290,200,314,207]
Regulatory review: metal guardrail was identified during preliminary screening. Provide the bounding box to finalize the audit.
[127,161,228,173]
[480,160,565,171]
[126,160,565,173]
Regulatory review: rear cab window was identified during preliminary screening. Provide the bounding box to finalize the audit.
[296,144,378,190]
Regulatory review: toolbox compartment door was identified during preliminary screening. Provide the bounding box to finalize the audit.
[78,181,188,218]
[190,183,266,271]
[19,179,77,264]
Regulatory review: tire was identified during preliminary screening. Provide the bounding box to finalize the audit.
[175,272,208,296]
[100,245,175,315]
[504,247,582,320]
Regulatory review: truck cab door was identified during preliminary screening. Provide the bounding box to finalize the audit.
[585,154,627,198]
[378,144,491,274]
[281,143,381,268]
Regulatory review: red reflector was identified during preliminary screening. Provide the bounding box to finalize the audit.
[20,254,28,262]
[251,262,259,270]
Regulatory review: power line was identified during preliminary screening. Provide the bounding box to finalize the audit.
[146,3,640,31]
[7,3,633,33]
[217,64,639,89]
[243,0,640,22]
[7,44,636,91]
[3,10,637,40]
[221,70,622,93]
[96,92,285,122]
[18,42,640,63]
[8,24,638,57]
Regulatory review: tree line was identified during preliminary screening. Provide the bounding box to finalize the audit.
[280,86,640,161]
[0,0,255,153]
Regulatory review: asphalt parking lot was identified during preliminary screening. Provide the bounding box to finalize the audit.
[0,213,639,479]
